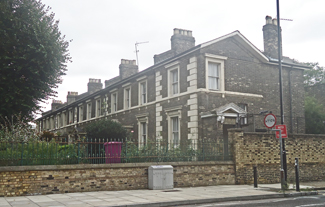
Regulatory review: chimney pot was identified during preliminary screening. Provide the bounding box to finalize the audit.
[272,18,277,25]
[265,15,272,24]
[174,28,179,35]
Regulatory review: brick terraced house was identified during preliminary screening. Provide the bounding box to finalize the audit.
[36,16,309,152]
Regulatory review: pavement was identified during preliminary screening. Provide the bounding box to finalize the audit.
[0,181,323,207]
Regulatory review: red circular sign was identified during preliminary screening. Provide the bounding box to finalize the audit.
[264,113,276,128]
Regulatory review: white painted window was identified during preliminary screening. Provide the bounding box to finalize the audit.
[57,114,61,128]
[51,116,55,129]
[96,99,101,117]
[238,103,248,125]
[111,92,118,113]
[166,107,182,149]
[74,107,78,123]
[79,106,83,122]
[137,116,148,148]
[140,122,147,146]
[171,70,178,95]
[43,120,46,131]
[124,87,131,109]
[205,54,226,92]
[54,116,58,129]
[87,102,92,120]
[69,110,73,124]
[208,62,220,90]
[61,112,65,126]
[168,67,179,96]
[139,81,147,105]
[171,117,179,148]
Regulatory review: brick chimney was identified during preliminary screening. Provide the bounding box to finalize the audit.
[87,78,102,94]
[51,100,63,111]
[171,28,195,55]
[263,15,282,59]
[154,28,195,64]
[119,59,138,80]
[67,91,78,105]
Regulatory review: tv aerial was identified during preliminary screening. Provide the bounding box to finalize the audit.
[135,41,149,69]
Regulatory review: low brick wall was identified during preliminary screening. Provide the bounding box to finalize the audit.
[0,161,234,196]
[229,128,325,184]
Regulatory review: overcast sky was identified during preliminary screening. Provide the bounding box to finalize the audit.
[38,0,325,115]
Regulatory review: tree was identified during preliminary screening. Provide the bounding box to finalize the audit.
[305,95,325,134]
[304,62,325,87]
[0,0,71,122]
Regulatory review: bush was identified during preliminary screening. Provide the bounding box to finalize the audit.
[85,119,127,140]
[0,141,79,166]
[121,140,197,163]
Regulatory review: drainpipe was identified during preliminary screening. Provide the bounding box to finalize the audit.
[289,67,293,133]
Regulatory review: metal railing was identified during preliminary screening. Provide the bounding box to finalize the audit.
[0,138,231,166]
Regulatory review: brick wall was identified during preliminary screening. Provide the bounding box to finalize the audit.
[230,128,325,184]
[0,161,234,197]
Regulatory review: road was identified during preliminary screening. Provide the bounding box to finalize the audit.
[179,194,325,207]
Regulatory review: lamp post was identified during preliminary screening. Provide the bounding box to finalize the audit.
[276,0,287,182]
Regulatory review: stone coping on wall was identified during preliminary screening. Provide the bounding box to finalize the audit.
[0,161,234,172]
[228,128,325,138]
[243,131,325,137]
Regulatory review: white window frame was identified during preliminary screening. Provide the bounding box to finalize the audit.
[238,103,248,125]
[57,113,61,128]
[111,92,118,113]
[170,116,179,148]
[74,107,78,123]
[139,81,147,105]
[50,115,55,129]
[62,111,66,126]
[68,109,73,125]
[205,54,226,92]
[42,120,46,131]
[87,102,92,120]
[79,105,83,122]
[208,62,220,90]
[137,117,148,148]
[166,108,182,149]
[168,66,180,97]
[124,87,131,109]
[96,99,101,117]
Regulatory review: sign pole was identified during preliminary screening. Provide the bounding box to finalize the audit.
[272,128,285,190]
[276,0,287,183]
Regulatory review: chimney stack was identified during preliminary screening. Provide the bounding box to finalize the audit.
[67,91,78,104]
[154,28,195,64]
[51,100,63,111]
[87,78,102,94]
[171,28,195,55]
[263,15,282,59]
[119,59,138,80]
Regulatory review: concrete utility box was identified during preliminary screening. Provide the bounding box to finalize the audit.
[148,165,173,190]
